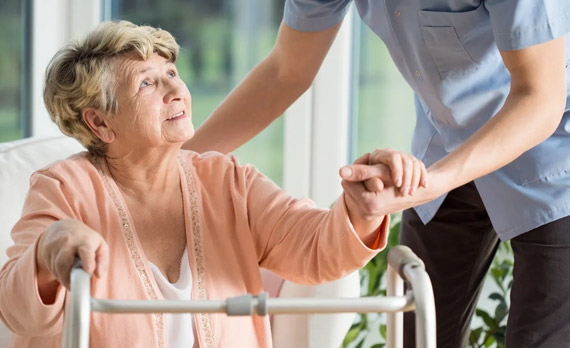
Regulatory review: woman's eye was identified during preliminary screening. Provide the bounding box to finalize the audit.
[167,70,176,78]
[140,80,150,88]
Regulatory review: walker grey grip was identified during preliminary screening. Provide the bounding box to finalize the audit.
[226,294,254,316]
[257,292,268,316]
[388,245,425,279]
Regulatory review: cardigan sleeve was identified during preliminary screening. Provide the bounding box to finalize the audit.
[0,170,76,336]
[240,158,389,285]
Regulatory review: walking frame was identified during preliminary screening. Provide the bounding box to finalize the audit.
[61,245,436,348]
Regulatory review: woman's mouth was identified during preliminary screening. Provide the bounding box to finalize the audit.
[166,111,185,121]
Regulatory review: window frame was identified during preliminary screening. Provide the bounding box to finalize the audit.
[29,0,102,138]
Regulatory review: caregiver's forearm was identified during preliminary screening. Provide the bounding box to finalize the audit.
[183,55,310,153]
[183,21,342,153]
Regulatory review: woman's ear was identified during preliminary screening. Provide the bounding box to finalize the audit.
[82,108,115,143]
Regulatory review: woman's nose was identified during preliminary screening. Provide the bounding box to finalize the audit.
[163,78,185,103]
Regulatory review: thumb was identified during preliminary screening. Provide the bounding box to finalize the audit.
[339,164,391,182]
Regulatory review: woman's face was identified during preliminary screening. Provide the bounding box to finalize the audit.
[107,53,194,152]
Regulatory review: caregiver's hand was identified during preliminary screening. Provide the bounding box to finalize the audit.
[369,149,428,195]
[341,149,447,221]
[340,150,424,216]
[36,219,109,300]
[339,150,421,243]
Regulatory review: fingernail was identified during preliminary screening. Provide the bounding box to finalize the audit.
[396,178,402,187]
[340,167,352,178]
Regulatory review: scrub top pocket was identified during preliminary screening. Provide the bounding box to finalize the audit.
[421,25,475,78]
[419,4,495,80]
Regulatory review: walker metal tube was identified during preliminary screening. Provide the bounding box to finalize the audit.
[62,246,435,348]
[386,263,405,348]
[403,264,436,348]
[63,260,91,348]
[90,295,414,314]
[387,245,436,348]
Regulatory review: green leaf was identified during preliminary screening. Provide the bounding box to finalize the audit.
[388,220,401,247]
[379,324,387,339]
[488,292,504,302]
[469,327,483,344]
[475,309,497,329]
[484,335,496,347]
[370,344,385,348]
[494,302,509,324]
[368,268,381,295]
[493,326,507,346]
[343,326,362,346]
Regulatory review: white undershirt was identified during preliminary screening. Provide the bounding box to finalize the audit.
[149,248,194,348]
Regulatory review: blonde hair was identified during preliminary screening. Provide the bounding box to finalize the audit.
[43,20,179,156]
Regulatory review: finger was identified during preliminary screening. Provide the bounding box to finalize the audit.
[364,177,384,192]
[94,241,109,278]
[340,164,391,182]
[339,153,372,180]
[409,160,422,195]
[77,244,97,275]
[388,153,403,188]
[370,150,403,187]
[400,155,413,195]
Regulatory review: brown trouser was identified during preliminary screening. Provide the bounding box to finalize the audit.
[401,182,570,348]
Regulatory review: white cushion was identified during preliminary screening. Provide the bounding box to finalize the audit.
[0,135,84,347]
[0,135,84,266]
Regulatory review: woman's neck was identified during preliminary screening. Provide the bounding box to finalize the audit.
[104,147,181,201]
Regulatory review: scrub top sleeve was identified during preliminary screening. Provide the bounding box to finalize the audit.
[484,0,570,51]
[284,0,352,32]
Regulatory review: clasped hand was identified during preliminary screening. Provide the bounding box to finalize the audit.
[340,149,433,231]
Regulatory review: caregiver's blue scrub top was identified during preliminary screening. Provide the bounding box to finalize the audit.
[284,0,570,240]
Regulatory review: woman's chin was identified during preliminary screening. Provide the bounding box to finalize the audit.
[180,129,195,143]
[163,127,195,145]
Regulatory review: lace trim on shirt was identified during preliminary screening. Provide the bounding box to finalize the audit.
[179,153,214,348]
[97,157,166,348]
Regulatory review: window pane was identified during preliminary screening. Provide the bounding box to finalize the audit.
[353,24,415,159]
[111,0,285,185]
[0,0,23,142]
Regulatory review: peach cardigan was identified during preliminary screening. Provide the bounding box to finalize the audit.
[0,150,388,348]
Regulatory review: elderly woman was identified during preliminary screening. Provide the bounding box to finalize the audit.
[0,21,426,348]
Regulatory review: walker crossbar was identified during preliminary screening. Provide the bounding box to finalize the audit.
[61,245,436,348]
